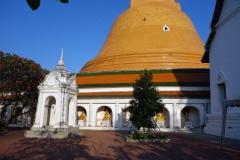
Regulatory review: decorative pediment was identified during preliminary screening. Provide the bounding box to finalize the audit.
[67,74,77,88]
[38,51,78,92]
[217,70,228,83]
[40,72,60,86]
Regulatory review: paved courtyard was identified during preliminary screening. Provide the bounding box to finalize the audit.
[0,128,240,160]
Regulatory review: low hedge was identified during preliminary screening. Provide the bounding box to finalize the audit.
[132,132,167,139]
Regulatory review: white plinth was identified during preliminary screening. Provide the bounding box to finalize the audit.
[32,124,41,128]
[78,120,86,127]
[156,121,166,128]
[101,121,111,127]
[123,122,132,127]
[127,122,132,127]
[184,121,194,129]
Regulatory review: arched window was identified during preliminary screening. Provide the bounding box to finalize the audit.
[217,71,228,107]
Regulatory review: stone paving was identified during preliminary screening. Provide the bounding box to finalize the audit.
[0,128,240,160]
[177,132,240,150]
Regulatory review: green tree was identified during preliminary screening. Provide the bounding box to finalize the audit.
[26,0,69,11]
[129,69,163,132]
[0,51,49,128]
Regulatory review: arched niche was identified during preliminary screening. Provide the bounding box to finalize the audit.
[44,96,56,126]
[181,106,200,128]
[77,106,87,120]
[96,106,112,126]
[122,106,132,127]
[68,97,76,126]
[77,106,87,127]
[155,107,170,128]
[162,107,170,128]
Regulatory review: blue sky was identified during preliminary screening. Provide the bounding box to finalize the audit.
[0,0,215,73]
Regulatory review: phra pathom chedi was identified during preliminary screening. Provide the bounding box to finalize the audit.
[29,0,210,133]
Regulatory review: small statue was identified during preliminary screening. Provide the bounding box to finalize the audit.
[185,111,189,122]
[79,111,86,121]
[102,110,111,121]
[156,112,164,122]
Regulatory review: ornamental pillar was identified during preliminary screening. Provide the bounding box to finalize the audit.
[88,103,93,126]
[115,103,119,127]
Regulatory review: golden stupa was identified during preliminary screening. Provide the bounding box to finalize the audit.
[81,0,209,73]
[77,0,210,99]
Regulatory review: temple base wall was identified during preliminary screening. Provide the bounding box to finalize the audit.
[204,113,240,140]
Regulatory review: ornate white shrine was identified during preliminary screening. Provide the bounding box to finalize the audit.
[32,49,78,129]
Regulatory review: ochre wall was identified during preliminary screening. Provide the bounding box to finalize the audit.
[77,69,209,87]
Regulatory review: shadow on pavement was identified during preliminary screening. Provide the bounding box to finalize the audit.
[0,130,239,160]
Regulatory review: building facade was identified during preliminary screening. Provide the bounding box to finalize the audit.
[202,0,240,140]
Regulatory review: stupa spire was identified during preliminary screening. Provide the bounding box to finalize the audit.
[58,48,64,66]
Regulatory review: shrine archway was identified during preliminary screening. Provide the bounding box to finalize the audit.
[162,107,170,128]
[122,106,132,127]
[77,106,87,120]
[96,106,112,126]
[44,96,56,126]
[181,106,200,128]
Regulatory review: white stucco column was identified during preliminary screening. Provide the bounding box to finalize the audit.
[54,90,62,128]
[172,103,177,128]
[115,103,119,127]
[63,91,69,128]
[32,92,44,128]
[88,103,93,126]
[177,104,185,128]
[73,95,78,127]
[119,105,124,127]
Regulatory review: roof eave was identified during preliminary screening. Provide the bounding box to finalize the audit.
[201,0,224,63]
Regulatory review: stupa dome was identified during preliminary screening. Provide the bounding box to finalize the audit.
[80,0,209,73]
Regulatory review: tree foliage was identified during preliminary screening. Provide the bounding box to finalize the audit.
[26,0,69,11]
[0,51,49,127]
[129,70,163,131]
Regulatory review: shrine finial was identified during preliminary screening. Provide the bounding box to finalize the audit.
[58,48,64,66]
[61,48,64,59]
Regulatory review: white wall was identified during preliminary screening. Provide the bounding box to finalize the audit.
[205,1,240,140]
[77,98,209,129]
[209,2,240,113]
